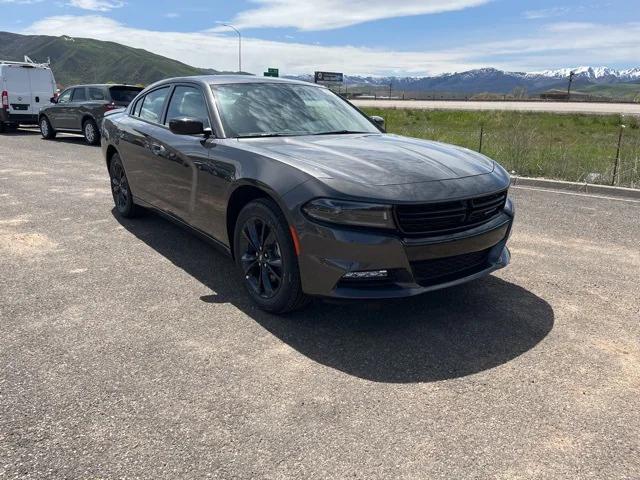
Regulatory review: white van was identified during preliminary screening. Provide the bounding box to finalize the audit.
[0,61,57,132]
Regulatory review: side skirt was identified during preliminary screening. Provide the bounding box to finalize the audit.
[132,195,232,258]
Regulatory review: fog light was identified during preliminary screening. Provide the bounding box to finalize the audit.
[343,270,388,279]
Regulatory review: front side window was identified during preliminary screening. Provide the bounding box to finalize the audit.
[165,86,210,129]
[211,83,379,138]
[71,88,87,102]
[138,87,170,124]
[57,89,72,104]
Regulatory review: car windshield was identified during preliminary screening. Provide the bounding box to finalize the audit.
[211,83,380,138]
[109,86,143,104]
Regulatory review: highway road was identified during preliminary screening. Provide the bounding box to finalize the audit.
[352,99,640,115]
[1,129,639,479]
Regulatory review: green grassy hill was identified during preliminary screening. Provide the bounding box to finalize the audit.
[0,31,225,87]
[575,82,640,101]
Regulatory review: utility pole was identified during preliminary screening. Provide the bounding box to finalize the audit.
[218,22,242,73]
[567,71,575,101]
[389,81,392,100]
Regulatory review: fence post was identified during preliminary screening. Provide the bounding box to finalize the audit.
[612,124,625,186]
[478,124,484,153]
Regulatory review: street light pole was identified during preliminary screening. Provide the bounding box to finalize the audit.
[218,22,242,73]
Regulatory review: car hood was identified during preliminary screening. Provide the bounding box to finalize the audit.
[236,133,495,186]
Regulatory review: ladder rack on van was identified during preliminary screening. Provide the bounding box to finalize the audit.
[0,59,51,68]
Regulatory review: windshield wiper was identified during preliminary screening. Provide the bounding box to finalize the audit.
[312,130,370,135]
[236,132,303,139]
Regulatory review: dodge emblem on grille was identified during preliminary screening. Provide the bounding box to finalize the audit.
[18,96,23,101]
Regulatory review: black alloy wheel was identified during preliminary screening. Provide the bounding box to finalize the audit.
[238,216,284,299]
[109,154,137,217]
[234,199,309,313]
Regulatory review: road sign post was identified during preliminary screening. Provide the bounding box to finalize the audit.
[314,72,344,84]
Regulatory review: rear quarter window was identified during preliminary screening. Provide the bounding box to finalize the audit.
[88,87,106,100]
[109,86,143,105]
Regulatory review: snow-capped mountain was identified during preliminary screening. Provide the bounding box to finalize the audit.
[286,66,640,95]
[528,66,640,81]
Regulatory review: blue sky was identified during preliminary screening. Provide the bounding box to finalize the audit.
[1,0,639,76]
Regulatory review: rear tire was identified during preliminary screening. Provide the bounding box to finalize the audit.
[39,116,56,139]
[83,119,100,145]
[109,154,138,218]
[234,199,309,314]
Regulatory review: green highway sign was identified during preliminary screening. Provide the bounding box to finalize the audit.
[264,68,279,77]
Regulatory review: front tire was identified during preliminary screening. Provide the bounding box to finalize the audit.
[109,154,137,218]
[83,119,100,145]
[234,199,309,314]
[39,116,56,139]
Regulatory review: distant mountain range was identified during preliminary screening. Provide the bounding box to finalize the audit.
[1,31,638,99]
[287,67,640,97]
[0,31,225,86]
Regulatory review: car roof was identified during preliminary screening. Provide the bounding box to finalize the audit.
[65,84,142,89]
[147,75,321,89]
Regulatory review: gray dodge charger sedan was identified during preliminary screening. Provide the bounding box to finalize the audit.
[101,76,514,313]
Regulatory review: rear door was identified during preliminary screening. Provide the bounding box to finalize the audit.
[4,66,32,117]
[116,85,172,208]
[27,67,55,116]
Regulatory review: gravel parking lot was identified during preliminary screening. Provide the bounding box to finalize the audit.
[1,130,639,479]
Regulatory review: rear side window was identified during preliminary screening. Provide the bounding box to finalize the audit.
[109,86,143,104]
[88,87,106,100]
[71,88,86,102]
[165,86,210,129]
[138,87,170,124]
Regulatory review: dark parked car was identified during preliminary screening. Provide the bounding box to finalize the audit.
[39,84,142,145]
[102,76,514,313]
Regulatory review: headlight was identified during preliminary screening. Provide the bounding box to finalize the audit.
[302,198,395,229]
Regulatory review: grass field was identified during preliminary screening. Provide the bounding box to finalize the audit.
[361,108,640,188]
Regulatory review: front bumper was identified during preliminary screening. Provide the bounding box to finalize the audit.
[296,205,514,299]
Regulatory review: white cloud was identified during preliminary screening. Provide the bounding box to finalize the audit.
[67,0,124,11]
[523,6,570,20]
[229,0,492,31]
[21,16,640,76]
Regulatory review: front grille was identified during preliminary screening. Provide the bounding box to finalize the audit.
[411,248,491,287]
[395,190,507,236]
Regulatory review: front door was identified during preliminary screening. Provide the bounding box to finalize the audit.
[48,88,72,129]
[153,84,214,222]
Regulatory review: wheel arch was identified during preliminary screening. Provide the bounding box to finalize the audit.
[225,181,290,260]
[81,114,97,128]
[105,144,120,171]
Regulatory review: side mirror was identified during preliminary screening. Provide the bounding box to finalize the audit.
[169,117,205,136]
[370,115,386,132]
[50,97,58,104]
